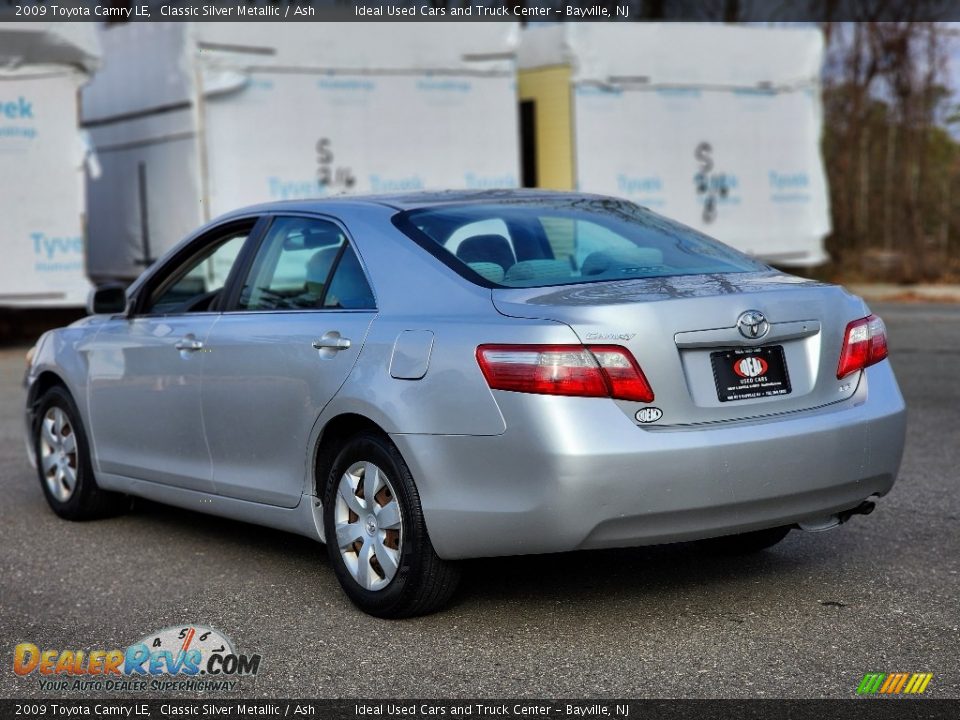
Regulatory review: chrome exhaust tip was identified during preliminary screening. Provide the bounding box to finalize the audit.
[797,500,876,533]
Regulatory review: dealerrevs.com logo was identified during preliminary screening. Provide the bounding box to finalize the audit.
[13,625,261,693]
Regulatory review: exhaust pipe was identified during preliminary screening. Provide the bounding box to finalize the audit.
[797,500,876,533]
[838,500,876,523]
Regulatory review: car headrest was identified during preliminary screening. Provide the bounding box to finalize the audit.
[306,246,341,286]
[456,234,515,273]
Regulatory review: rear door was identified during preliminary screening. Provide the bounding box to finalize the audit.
[200,215,377,507]
[87,219,259,491]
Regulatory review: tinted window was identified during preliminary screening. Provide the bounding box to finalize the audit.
[238,217,374,311]
[396,199,767,288]
[324,246,376,310]
[146,231,247,314]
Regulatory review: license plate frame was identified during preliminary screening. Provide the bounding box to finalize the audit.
[710,345,792,402]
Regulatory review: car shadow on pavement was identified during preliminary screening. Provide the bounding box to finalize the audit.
[123,496,815,613]
[458,538,815,608]
[124,497,325,563]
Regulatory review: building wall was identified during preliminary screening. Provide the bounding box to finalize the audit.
[518,65,574,190]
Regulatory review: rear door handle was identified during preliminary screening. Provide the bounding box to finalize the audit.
[175,336,204,352]
[312,333,351,351]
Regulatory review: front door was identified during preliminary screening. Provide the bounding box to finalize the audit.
[86,223,255,492]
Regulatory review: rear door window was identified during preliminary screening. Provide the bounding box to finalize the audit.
[236,216,375,311]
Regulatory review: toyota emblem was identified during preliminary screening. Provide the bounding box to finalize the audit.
[736,310,769,340]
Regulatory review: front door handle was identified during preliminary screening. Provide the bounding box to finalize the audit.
[174,336,204,352]
[312,333,351,351]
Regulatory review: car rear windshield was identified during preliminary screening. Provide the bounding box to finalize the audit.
[394,198,767,288]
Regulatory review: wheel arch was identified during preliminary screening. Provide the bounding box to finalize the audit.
[313,413,389,496]
[27,370,73,416]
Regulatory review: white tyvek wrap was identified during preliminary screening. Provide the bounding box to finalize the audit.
[192,22,518,75]
[0,23,100,74]
[523,23,830,265]
[574,84,831,264]
[201,71,519,218]
[81,23,194,122]
[83,23,521,280]
[0,70,93,306]
[0,24,100,307]
[563,23,822,88]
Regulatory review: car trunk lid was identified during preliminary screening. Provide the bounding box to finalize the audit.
[491,271,869,427]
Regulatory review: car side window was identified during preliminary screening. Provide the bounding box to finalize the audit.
[144,230,248,315]
[324,245,376,310]
[237,217,375,311]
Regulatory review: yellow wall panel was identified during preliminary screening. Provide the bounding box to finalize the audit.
[518,66,574,190]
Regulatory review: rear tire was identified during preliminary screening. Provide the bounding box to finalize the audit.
[32,385,127,520]
[322,431,460,618]
[701,526,791,555]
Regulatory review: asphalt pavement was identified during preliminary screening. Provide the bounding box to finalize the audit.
[1,301,958,699]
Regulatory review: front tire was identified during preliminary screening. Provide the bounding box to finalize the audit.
[322,431,460,618]
[33,385,126,520]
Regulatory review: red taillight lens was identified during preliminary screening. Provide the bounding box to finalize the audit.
[589,345,656,402]
[476,344,654,403]
[837,314,888,379]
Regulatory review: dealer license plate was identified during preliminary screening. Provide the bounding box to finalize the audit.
[710,345,792,402]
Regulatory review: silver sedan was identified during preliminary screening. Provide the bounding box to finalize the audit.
[24,191,907,617]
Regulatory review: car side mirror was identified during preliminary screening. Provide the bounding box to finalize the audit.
[87,284,128,315]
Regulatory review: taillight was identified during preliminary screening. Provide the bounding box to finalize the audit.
[837,314,888,379]
[476,344,654,403]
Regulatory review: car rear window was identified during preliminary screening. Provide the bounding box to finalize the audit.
[393,198,767,288]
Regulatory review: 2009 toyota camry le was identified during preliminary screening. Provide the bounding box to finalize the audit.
[24,191,906,617]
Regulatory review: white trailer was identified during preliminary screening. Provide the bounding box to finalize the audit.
[0,23,99,307]
[82,22,521,282]
[518,24,831,266]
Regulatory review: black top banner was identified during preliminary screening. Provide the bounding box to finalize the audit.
[2,0,959,22]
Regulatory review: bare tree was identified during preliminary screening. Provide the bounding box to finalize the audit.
[822,17,957,282]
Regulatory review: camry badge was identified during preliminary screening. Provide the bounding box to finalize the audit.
[737,310,769,340]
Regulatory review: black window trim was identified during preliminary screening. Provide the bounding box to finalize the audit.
[316,241,350,310]
[391,211,497,290]
[130,215,268,318]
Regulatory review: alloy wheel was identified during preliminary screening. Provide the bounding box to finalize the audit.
[334,461,403,591]
[39,407,78,502]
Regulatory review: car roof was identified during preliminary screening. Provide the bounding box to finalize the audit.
[216,189,615,220]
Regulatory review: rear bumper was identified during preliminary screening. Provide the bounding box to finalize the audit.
[391,362,906,560]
